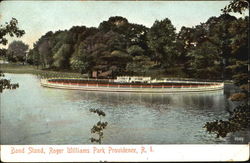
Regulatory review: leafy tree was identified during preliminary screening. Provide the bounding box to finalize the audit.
[53,44,72,69]
[0,72,19,93]
[29,31,54,68]
[103,50,132,77]
[229,60,248,86]
[204,1,249,138]
[126,55,155,76]
[26,16,149,77]
[7,40,29,63]
[147,18,178,69]
[179,14,238,79]
[0,48,7,58]
[0,18,25,45]
[99,16,129,33]
[126,44,155,75]
[89,109,108,144]
[205,14,238,79]
[175,27,197,77]
[187,41,221,79]
[70,56,87,74]
[26,15,248,80]
[222,0,249,14]
[125,24,149,51]
[228,16,248,62]
[0,18,24,92]
[127,45,145,57]
[29,26,99,71]
[38,40,52,68]
[27,45,40,68]
[70,42,92,74]
[82,30,130,77]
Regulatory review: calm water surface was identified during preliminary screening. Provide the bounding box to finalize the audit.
[1,73,249,144]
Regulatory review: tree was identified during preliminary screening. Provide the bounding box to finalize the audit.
[228,16,248,61]
[26,16,151,77]
[187,41,221,79]
[222,0,249,14]
[175,27,197,77]
[53,44,72,69]
[81,30,130,77]
[70,56,88,74]
[126,55,155,76]
[7,40,29,63]
[70,42,92,74]
[38,40,52,68]
[89,109,108,144]
[0,48,7,58]
[0,72,19,93]
[178,14,239,79]
[205,14,238,79]
[99,16,129,33]
[127,45,145,57]
[147,18,178,69]
[204,1,249,138]
[0,18,25,45]
[102,50,132,77]
[0,18,24,92]
[125,24,149,51]
[26,15,247,80]
[27,45,40,67]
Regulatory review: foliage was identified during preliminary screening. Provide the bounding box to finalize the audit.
[187,41,221,79]
[26,14,248,79]
[204,104,250,138]
[26,17,151,77]
[181,14,242,79]
[0,18,25,45]
[70,42,91,74]
[147,18,178,68]
[53,44,72,69]
[1,63,86,79]
[126,55,155,76]
[0,48,7,59]
[204,1,249,138]
[99,16,129,33]
[89,109,108,144]
[70,56,88,73]
[0,18,25,93]
[6,40,29,62]
[0,71,19,93]
[222,0,249,14]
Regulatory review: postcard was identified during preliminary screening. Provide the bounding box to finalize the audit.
[0,0,249,162]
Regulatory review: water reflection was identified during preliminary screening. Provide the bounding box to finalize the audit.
[1,73,249,144]
[66,90,223,107]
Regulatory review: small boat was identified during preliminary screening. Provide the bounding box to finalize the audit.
[40,76,224,93]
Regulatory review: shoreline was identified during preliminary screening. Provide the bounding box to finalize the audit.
[1,63,234,84]
[0,63,86,78]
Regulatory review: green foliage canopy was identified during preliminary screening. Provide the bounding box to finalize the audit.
[7,40,29,62]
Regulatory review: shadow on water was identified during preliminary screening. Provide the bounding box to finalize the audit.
[68,89,223,105]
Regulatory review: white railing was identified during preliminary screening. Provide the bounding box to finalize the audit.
[41,78,224,92]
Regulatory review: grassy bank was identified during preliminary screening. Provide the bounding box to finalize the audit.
[0,63,87,78]
[0,63,234,84]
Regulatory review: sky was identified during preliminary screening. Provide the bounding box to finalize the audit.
[0,1,245,48]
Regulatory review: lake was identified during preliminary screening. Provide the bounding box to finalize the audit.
[1,73,249,144]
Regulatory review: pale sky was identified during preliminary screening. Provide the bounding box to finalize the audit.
[0,1,245,48]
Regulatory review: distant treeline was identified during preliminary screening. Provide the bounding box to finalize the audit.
[6,15,250,79]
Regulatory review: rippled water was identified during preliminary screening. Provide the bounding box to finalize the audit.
[1,73,249,144]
